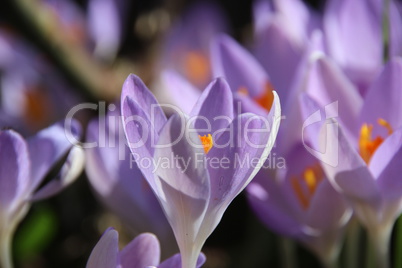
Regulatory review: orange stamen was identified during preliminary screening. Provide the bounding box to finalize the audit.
[291,163,324,210]
[359,119,393,163]
[199,134,213,154]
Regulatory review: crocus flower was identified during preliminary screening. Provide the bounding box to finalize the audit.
[0,120,84,268]
[299,57,402,268]
[211,33,275,116]
[85,102,176,254]
[247,142,352,267]
[86,228,206,268]
[323,0,402,95]
[121,74,281,268]
[158,2,228,91]
[0,29,85,134]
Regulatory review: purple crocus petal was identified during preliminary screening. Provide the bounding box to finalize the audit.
[31,145,84,201]
[158,252,206,268]
[359,58,402,133]
[200,94,280,240]
[0,130,30,213]
[324,0,382,91]
[253,0,273,34]
[318,120,381,206]
[27,120,81,193]
[302,53,362,137]
[86,228,119,268]
[211,34,269,97]
[87,0,123,60]
[119,233,160,268]
[233,93,268,116]
[370,128,402,200]
[160,70,201,115]
[121,75,167,189]
[253,15,302,99]
[153,114,210,267]
[190,78,234,137]
[389,2,402,57]
[247,174,304,237]
[306,180,352,231]
[121,74,167,133]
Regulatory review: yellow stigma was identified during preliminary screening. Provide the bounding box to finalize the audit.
[198,134,213,154]
[291,164,324,210]
[237,81,274,111]
[183,51,210,86]
[359,118,393,163]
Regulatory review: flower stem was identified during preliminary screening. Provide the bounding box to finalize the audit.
[0,231,14,268]
[344,218,360,268]
[280,237,297,268]
[394,216,402,268]
[367,225,392,268]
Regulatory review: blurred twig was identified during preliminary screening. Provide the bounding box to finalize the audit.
[10,0,145,102]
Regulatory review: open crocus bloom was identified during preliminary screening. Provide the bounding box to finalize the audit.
[86,228,206,268]
[0,120,84,268]
[247,143,352,266]
[299,58,402,266]
[85,103,175,253]
[121,74,281,268]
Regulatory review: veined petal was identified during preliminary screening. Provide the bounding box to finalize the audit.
[0,130,30,214]
[211,34,270,97]
[119,233,160,268]
[122,95,162,190]
[27,119,81,193]
[190,78,234,137]
[200,92,280,240]
[153,114,210,267]
[86,228,119,268]
[121,74,167,134]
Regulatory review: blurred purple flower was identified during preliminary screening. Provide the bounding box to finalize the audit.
[0,29,85,134]
[211,34,275,116]
[323,0,402,95]
[247,143,352,266]
[159,2,228,90]
[121,74,281,268]
[85,102,176,255]
[252,0,320,96]
[0,120,84,268]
